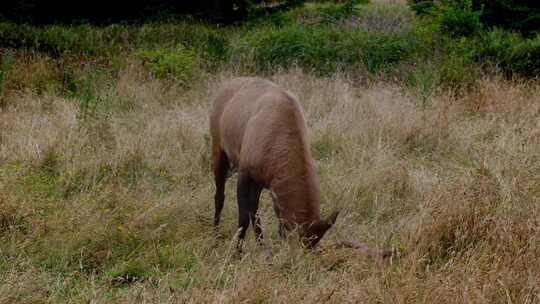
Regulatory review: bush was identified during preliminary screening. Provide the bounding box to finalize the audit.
[204,32,231,68]
[317,0,368,22]
[506,35,540,76]
[440,37,479,88]
[136,43,198,84]
[0,22,35,49]
[404,61,440,106]
[408,0,540,36]
[407,0,438,15]
[408,0,539,78]
[478,30,540,76]
[238,25,422,74]
[438,0,482,38]
[127,22,233,68]
[355,32,419,72]
[241,26,336,72]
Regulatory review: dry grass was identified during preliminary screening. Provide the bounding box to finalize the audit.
[1,55,539,303]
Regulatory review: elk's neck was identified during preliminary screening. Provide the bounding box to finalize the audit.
[270,148,322,226]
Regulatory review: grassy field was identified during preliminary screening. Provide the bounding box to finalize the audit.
[1,1,540,303]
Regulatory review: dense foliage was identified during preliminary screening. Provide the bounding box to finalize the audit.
[408,0,540,36]
[0,0,537,92]
[0,0,312,24]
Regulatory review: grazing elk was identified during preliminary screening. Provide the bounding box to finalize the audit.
[210,77,392,260]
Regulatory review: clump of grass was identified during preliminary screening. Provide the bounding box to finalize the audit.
[77,66,105,120]
[413,167,503,265]
[404,61,440,107]
[136,43,199,85]
[0,197,29,235]
[0,49,14,107]
[105,260,155,287]
[342,2,414,33]
[317,0,368,22]
[438,36,479,89]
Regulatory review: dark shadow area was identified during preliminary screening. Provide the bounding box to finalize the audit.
[0,0,249,24]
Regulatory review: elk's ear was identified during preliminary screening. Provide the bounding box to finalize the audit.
[316,210,339,241]
[316,209,340,239]
[325,209,340,227]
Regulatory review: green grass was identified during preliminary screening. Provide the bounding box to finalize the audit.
[236,25,423,74]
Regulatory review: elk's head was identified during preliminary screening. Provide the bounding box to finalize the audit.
[300,210,340,249]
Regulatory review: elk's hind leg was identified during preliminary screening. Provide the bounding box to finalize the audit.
[236,171,263,253]
[213,150,230,228]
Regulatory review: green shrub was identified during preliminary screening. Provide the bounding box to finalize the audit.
[136,43,198,84]
[238,25,421,74]
[438,0,482,38]
[76,66,104,121]
[135,22,204,48]
[0,21,228,59]
[440,37,479,88]
[129,22,233,68]
[0,22,36,49]
[204,32,231,68]
[440,53,477,89]
[477,30,540,76]
[354,32,418,72]
[407,0,438,15]
[0,22,123,56]
[478,29,519,60]
[404,61,440,107]
[240,26,331,72]
[408,0,539,37]
[105,260,154,287]
[505,34,540,76]
[38,26,80,54]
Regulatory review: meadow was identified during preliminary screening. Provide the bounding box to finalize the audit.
[1,0,539,303]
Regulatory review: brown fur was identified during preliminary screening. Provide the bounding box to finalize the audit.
[210,77,339,251]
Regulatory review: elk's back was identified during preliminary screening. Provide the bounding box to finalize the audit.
[210,77,308,182]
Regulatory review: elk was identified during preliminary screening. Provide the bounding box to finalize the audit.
[210,77,392,259]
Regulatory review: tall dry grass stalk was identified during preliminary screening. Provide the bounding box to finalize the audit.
[1,63,539,303]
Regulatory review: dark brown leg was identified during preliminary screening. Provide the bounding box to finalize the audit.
[213,150,229,227]
[236,171,263,253]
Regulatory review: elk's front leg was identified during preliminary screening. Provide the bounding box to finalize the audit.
[236,171,263,253]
